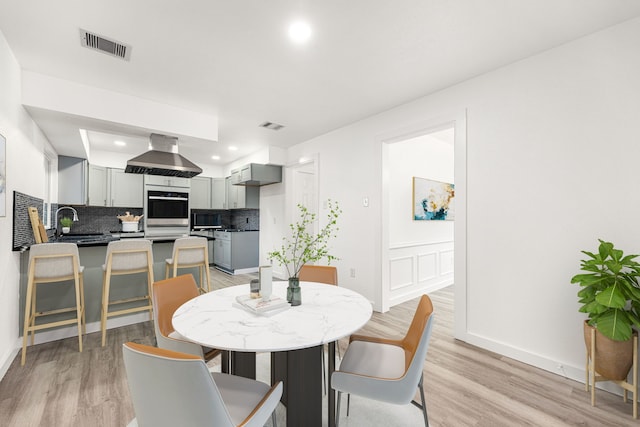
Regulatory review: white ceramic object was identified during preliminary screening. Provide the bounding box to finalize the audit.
[122,221,139,232]
[259,265,273,300]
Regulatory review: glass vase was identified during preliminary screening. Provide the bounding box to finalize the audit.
[287,277,301,306]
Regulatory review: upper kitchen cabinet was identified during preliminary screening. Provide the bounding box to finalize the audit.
[237,164,282,186]
[109,168,143,207]
[144,175,190,188]
[88,164,108,206]
[211,178,226,209]
[227,170,258,209]
[58,156,88,205]
[190,176,212,209]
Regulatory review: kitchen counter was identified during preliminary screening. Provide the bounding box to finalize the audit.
[17,236,203,338]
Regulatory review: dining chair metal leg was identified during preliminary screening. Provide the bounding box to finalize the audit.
[336,391,342,427]
[322,349,326,394]
[409,373,429,427]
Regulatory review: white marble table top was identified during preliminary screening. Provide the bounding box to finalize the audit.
[172,281,373,352]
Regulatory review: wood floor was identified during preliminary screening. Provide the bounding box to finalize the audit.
[0,271,637,426]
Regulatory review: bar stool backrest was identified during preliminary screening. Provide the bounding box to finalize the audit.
[105,239,153,272]
[29,243,80,280]
[172,237,207,265]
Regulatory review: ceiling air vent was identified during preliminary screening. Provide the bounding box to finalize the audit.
[80,29,131,61]
[260,121,285,131]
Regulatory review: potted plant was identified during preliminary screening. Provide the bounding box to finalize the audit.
[268,200,341,305]
[570,239,640,380]
[59,216,73,234]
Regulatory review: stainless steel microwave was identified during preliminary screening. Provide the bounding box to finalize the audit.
[191,211,222,229]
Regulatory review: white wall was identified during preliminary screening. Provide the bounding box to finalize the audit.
[0,30,56,377]
[388,132,454,246]
[260,16,640,386]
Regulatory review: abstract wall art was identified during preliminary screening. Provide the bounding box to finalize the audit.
[413,177,454,221]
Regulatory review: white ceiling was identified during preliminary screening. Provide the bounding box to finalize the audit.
[1,1,640,167]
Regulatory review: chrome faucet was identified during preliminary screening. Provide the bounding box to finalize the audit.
[55,207,79,236]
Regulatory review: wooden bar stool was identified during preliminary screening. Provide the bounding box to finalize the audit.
[165,237,211,294]
[22,242,85,366]
[101,239,154,346]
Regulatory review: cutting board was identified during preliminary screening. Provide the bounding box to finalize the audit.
[28,207,49,243]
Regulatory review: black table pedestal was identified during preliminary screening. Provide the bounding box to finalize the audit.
[272,345,323,427]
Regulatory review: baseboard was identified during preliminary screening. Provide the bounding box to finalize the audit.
[460,330,632,398]
[0,346,19,382]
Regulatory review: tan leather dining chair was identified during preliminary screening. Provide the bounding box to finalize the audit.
[299,264,338,286]
[152,274,220,363]
[299,264,339,393]
[123,342,282,427]
[331,294,435,427]
[165,236,211,294]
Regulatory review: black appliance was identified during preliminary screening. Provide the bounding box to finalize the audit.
[191,211,222,229]
[145,189,189,226]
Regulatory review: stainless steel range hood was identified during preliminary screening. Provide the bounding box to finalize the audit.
[125,133,202,178]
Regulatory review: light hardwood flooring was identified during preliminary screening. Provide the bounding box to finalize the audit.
[0,271,637,426]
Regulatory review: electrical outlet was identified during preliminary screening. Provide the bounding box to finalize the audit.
[350,268,356,278]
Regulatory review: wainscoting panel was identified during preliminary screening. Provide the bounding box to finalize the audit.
[417,252,437,282]
[389,255,414,291]
[440,249,454,275]
[388,240,454,307]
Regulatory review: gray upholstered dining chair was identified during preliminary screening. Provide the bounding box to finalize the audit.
[123,342,282,427]
[331,294,435,427]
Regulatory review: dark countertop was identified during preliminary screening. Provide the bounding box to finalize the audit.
[16,233,193,251]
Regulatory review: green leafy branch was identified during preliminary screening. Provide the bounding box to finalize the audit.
[268,200,341,278]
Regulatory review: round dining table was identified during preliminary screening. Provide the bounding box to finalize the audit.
[172,280,373,427]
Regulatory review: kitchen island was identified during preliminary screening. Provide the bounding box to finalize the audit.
[17,236,205,342]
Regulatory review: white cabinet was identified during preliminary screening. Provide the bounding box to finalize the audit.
[226,171,259,209]
[59,157,144,207]
[109,168,143,207]
[58,156,88,205]
[213,231,231,270]
[144,175,190,188]
[88,164,108,206]
[190,177,212,209]
[211,178,226,209]
[228,171,245,209]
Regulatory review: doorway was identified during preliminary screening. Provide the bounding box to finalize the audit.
[380,112,467,339]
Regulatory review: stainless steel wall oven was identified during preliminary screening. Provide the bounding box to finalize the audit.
[143,183,190,239]
[146,188,189,226]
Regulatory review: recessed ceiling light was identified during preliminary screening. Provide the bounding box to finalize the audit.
[211,155,220,160]
[114,140,126,146]
[228,146,238,151]
[288,20,312,44]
